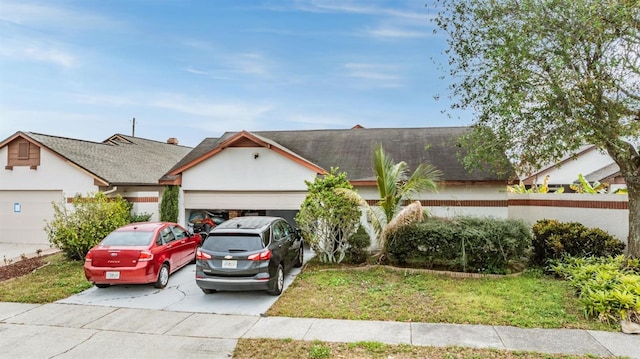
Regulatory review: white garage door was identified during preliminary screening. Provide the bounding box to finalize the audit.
[0,190,63,245]
[184,191,307,210]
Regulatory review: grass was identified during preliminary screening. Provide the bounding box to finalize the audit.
[268,262,617,331]
[0,252,92,303]
[0,253,619,333]
[233,338,617,359]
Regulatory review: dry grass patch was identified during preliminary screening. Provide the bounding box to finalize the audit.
[233,338,616,359]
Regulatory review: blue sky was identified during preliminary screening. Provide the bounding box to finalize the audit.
[0,0,470,148]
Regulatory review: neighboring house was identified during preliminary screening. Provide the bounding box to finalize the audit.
[160,126,515,228]
[522,145,626,193]
[0,132,192,245]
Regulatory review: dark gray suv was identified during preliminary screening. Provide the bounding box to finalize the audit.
[195,216,304,295]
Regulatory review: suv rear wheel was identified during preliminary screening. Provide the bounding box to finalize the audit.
[268,264,284,296]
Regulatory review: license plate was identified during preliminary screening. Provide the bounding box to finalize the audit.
[221,260,237,269]
[106,271,120,279]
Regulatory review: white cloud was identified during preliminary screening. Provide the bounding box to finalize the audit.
[366,26,429,39]
[148,94,273,121]
[290,1,432,40]
[0,1,120,31]
[0,41,77,68]
[343,63,403,87]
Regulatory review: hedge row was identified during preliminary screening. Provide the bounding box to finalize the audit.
[386,217,532,274]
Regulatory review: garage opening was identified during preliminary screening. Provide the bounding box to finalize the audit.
[185,208,299,234]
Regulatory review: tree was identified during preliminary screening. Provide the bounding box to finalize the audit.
[295,168,362,263]
[339,145,441,256]
[45,192,131,260]
[160,185,179,223]
[432,0,640,257]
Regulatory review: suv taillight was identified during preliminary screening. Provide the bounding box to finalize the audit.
[196,248,211,259]
[247,249,271,261]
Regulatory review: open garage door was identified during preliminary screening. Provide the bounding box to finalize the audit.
[0,190,64,245]
[183,191,305,228]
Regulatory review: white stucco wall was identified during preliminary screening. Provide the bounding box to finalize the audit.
[354,183,509,218]
[508,193,629,244]
[0,147,98,196]
[181,147,318,191]
[178,147,320,225]
[118,187,162,222]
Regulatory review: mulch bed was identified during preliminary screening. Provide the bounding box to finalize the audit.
[0,256,49,282]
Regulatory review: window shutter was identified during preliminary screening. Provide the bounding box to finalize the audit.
[18,142,29,159]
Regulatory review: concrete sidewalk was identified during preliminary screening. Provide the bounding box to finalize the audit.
[1,302,638,358]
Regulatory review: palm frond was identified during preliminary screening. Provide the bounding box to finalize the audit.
[403,163,441,197]
[384,201,423,235]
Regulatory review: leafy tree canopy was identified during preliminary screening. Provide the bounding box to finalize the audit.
[432,0,640,257]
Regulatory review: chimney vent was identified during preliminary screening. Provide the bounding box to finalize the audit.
[167,138,179,145]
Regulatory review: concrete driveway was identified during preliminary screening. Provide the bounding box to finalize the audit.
[58,249,312,316]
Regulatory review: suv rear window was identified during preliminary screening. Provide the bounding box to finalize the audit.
[203,234,264,252]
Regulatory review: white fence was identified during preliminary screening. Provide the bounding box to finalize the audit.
[507,193,629,245]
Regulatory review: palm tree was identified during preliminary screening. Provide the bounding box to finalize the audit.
[339,145,441,255]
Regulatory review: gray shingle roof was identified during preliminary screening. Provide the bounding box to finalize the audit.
[25,132,192,185]
[584,163,621,183]
[168,127,513,182]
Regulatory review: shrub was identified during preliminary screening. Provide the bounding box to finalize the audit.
[129,212,153,223]
[160,185,179,222]
[344,225,371,264]
[549,256,640,324]
[295,168,361,263]
[45,192,131,260]
[532,219,625,265]
[386,216,532,274]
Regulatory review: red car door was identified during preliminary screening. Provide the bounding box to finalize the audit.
[159,226,182,271]
[170,225,195,266]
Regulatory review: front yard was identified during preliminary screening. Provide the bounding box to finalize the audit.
[268,262,616,331]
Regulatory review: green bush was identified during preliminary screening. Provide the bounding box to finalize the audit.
[160,185,179,222]
[344,225,371,264]
[386,216,532,274]
[45,192,131,260]
[549,256,640,323]
[532,219,625,265]
[129,212,152,223]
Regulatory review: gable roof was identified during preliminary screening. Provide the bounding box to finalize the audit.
[2,132,192,186]
[584,162,621,183]
[165,126,514,184]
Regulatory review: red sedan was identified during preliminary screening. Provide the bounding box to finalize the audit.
[84,222,201,289]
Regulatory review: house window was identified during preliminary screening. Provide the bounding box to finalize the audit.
[18,142,30,159]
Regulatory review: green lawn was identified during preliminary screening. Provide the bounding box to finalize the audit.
[268,263,616,331]
[0,253,92,303]
[0,253,616,332]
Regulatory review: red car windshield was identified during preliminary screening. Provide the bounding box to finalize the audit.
[101,231,155,246]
